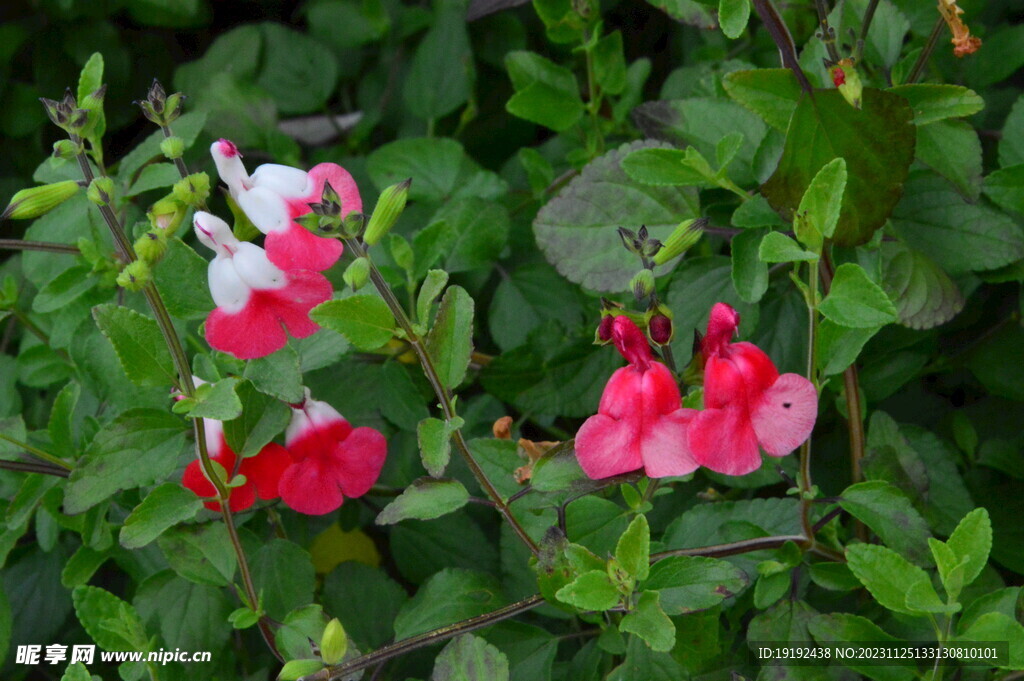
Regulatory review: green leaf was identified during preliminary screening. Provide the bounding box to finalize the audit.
[983,163,1024,214]
[72,585,147,651]
[279,660,324,680]
[593,31,627,95]
[158,524,237,587]
[432,634,510,681]
[644,556,748,615]
[134,572,232,653]
[815,320,878,376]
[426,285,474,390]
[838,481,932,565]
[418,417,455,478]
[33,266,97,314]
[222,380,290,458]
[530,444,587,492]
[243,345,303,404]
[955,612,1024,669]
[251,539,316,620]
[48,381,80,458]
[394,569,505,639]
[61,662,92,681]
[762,88,915,246]
[92,304,176,387]
[153,237,213,321]
[730,228,769,303]
[718,0,749,39]
[795,157,846,249]
[556,570,620,612]
[404,5,473,120]
[615,515,650,581]
[723,68,802,131]
[888,84,984,125]
[1000,93,1024,168]
[429,199,510,273]
[819,263,897,328]
[488,263,585,351]
[620,591,675,652]
[915,120,982,199]
[844,543,935,616]
[120,483,202,549]
[417,269,449,323]
[758,231,818,263]
[311,294,395,351]
[505,51,584,132]
[808,613,914,681]
[324,562,408,650]
[892,172,1024,274]
[256,23,337,115]
[367,138,507,204]
[61,546,108,589]
[946,507,992,589]
[182,377,242,420]
[376,478,470,525]
[65,409,187,514]
[534,140,700,291]
[880,242,965,330]
[124,163,180,196]
[621,148,709,186]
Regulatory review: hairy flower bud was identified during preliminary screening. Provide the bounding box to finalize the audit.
[363,178,410,246]
[630,269,656,301]
[52,139,81,161]
[172,172,210,208]
[134,230,168,264]
[148,194,187,235]
[160,136,184,160]
[86,177,115,207]
[116,260,151,291]
[652,217,706,266]
[829,59,863,109]
[319,618,348,666]
[2,180,80,220]
[343,257,370,291]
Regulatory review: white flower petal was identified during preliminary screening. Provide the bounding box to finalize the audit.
[251,163,310,198]
[208,257,250,314]
[193,212,238,256]
[233,242,287,291]
[210,139,251,195]
[237,186,291,234]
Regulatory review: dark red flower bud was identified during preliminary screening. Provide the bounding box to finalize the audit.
[649,314,673,344]
[598,315,615,341]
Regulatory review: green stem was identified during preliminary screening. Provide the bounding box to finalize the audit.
[344,237,540,556]
[0,239,80,255]
[907,17,945,85]
[71,133,280,661]
[0,434,72,470]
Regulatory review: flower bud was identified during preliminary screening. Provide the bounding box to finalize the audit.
[597,314,615,342]
[829,59,863,109]
[148,194,187,235]
[116,260,151,291]
[78,85,107,138]
[52,139,81,161]
[341,211,365,239]
[648,314,673,345]
[134,230,168,264]
[163,92,186,123]
[172,172,210,208]
[86,177,115,206]
[319,618,348,666]
[277,660,323,681]
[160,136,184,160]
[652,217,706,266]
[343,257,370,291]
[363,178,410,246]
[630,269,655,301]
[2,180,80,220]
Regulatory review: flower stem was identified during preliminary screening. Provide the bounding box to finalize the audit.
[70,133,280,661]
[813,0,841,63]
[0,458,71,477]
[344,237,540,556]
[0,239,80,255]
[854,0,881,62]
[0,433,72,471]
[907,17,945,85]
[750,0,814,92]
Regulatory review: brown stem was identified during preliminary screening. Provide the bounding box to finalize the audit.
[907,17,945,85]
[0,459,70,477]
[813,0,841,62]
[854,0,881,62]
[750,0,814,92]
[345,237,539,556]
[0,239,80,255]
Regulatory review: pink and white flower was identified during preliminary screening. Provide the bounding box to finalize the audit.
[278,394,387,516]
[194,211,332,360]
[211,139,361,271]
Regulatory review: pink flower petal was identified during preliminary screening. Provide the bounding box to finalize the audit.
[267,270,333,340]
[240,443,294,500]
[726,342,780,403]
[641,409,699,478]
[688,405,762,476]
[300,163,363,218]
[330,427,387,499]
[575,413,643,479]
[750,373,818,456]
[205,299,289,360]
[278,457,346,515]
[264,223,344,272]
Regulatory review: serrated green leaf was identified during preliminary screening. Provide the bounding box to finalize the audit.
[946,507,992,589]
[61,662,92,681]
[723,68,802,131]
[795,157,846,249]
[888,84,984,125]
[505,51,583,132]
[839,480,932,565]
[620,591,675,652]
[955,612,1024,669]
[92,304,176,387]
[153,237,213,321]
[983,163,1024,215]
[33,266,97,314]
[72,585,147,651]
[251,539,316,620]
[222,380,291,458]
[815,319,879,376]
[915,120,982,200]
[367,138,507,204]
[621,148,708,187]
[158,524,237,586]
[243,345,303,403]
[394,569,505,640]
[615,515,650,581]
[119,483,202,549]
[418,417,453,478]
[311,294,395,351]
[880,242,965,330]
[758,231,818,263]
[808,613,914,681]
[556,570,620,611]
[644,555,748,614]
[426,285,474,390]
[431,634,510,681]
[845,543,933,616]
[819,263,897,328]
[376,479,470,525]
[417,270,449,324]
[183,377,242,420]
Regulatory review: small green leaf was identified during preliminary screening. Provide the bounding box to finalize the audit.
[119,483,202,549]
[426,285,474,390]
[278,659,324,680]
[615,515,651,581]
[555,570,620,612]
[888,84,984,125]
[718,0,750,39]
[758,231,818,263]
[643,556,748,614]
[505,51,584,132]
[244,345,303,404]
[418,417,463,478]
[945,507,992,589]
[838,480,932,565]
[92,304,176,387]
[158,524,237,587]
[731,228,769,303]
[819,263,897,328]
[376,479,470,525]
[845,543,932,616]
[622,148,708,187]
[904,577,959,614]
[61,546,108,589]
[723,69,801,131]
[620,591,676,652]
[431,634,510,681]
[61,662,92,681]
[815,320,879,376]
[33,266,96,314]
[983,163,1024,215]
[72,585,147,651]
[222,381,291,458]
[182,377,242,420]
[417,270,449,323]
[955,613,1024,669]
[795,157,847,249]
[311,294,395,351]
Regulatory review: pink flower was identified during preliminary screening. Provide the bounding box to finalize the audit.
[211,139,361,272]
[575,316,697,479]
[194,212,332,360]
[278,395,387,515]
[688,303,818,476]
[181,419,292,513]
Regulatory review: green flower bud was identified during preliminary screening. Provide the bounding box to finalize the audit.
[116,260,151,291]
[340,211,365,239]
[163,92,186,124]
[652,217,706,266]
[2,180,80,220]
[134,230,168,264]
[343,257,371,291]
[148,193,187,236]
[160,136,184,160]
[52,139,82,161]
[78,85,107,138]
[630,269,655,301]
[829,59,863,110]
[277,660,323,681]
[172,172,210,208]
[87,177,115,206]
[363,178,410,246]
[319,618,348,666]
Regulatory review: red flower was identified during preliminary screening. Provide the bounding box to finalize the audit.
[211,139,361,272]
[688,303,818,476]
[194,212,332,359]
[278,396,387,515]
[182,419,292,513]
[575,316,697,479]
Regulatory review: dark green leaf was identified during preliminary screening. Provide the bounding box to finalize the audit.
[888,84,984,124]
[153,237,213,321]
[644,556,748,614]
[722,68,801,131]
[158,524,237,587]
[311,294,395,351]
[983,163,1024,214]
[430,199,510,273]
[819,263,898,328]
[488,263,585,351]
[808,613,913,681]
[92,304,176,387]
[404,5,473,120]
[222,380,291,458]
[256,23,337,115]
[119,483,202,549]
[845,543,935,616]
[375,478,470,525]
[251,539,316,620]
[615,514,650,581]
[839,480,932,565]
[915,120,982,199]
[243,344,303,404]
[431,634,510,681]
[323,562,408,650]
[33,266,97,314]
[367,138,507,204]
[426,285,474,390]
[393,568,505,640]
[731,228,769,303]
[880,242,965,330]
